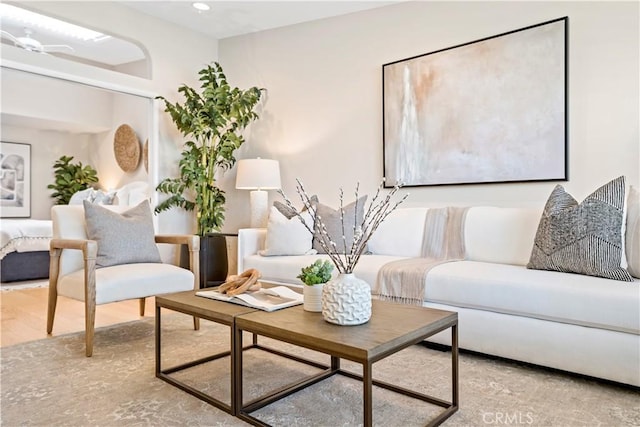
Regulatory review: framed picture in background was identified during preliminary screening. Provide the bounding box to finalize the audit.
[1,142,31,217]
[383,17,568,187]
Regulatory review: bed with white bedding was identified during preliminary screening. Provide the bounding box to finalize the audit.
[0,219,52,282]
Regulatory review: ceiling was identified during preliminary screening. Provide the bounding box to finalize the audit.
[119,1,397,40]
[1,2,397,134]
[1,2,396,67]
[0,3,146,67]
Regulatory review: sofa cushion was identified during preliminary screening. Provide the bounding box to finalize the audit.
[626,186,640,278]
[527,176,633,281]
[465,207,541,266]
[425,260,640,334]
[367,208,428,257]
[313,196,366,254]
[58,263,194,304]
[259,207,315,256]
[84,200,162,268]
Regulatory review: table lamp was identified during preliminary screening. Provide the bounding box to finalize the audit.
[235,158,281,228]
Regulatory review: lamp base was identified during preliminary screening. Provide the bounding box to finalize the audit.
[249,190,269,228]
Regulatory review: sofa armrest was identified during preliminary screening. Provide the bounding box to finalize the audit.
[237,228,266,273]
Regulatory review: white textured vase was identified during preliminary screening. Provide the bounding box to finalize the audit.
[321,273,372,325]
[303,283,324,312]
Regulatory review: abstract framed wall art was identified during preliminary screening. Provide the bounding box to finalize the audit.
[1,142,31,217]
[383,17,568,187]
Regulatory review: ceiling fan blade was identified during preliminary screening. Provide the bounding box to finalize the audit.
[1,30,22,46]
[42,44,75,53]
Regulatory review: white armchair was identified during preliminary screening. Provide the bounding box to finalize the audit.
[47,203,200,357]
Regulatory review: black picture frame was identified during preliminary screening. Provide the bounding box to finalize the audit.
[1,141,31,218]
[382,17,568,188]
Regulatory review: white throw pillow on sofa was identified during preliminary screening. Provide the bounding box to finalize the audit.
[68,188,95,205]
[113,181,151,206]
[69,188,115,205]
[259,206,316,256]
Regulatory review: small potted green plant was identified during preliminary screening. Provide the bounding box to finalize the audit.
[47,155,99,205]
[297,259,334,312]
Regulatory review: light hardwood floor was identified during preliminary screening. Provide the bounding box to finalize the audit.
[1,285,155,347]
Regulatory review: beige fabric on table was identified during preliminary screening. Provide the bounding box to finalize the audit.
[373,207,468,305]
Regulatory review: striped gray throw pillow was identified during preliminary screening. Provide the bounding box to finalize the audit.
[527,176,633,282]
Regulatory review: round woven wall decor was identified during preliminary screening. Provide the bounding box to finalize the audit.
[143,139,149,172]
[113,124,140,172]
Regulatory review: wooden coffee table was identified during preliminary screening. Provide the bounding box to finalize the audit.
[155,289,258,414]
[233,300,458,426]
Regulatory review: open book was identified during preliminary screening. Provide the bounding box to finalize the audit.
[196,285,303,312]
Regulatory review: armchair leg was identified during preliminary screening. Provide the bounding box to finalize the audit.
[47,248,62,335]
[85,298,96,357]
[84,253,97,357]
[46,281,58,335]
[139,298,146,316]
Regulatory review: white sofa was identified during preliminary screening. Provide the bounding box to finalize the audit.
[238,206,640,387]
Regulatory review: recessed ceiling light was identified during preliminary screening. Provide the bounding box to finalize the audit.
[192,3,210,11]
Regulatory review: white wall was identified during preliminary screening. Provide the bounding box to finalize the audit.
[1,67,113,132]
[219,1,639,232]
[92,92,152,191]
[1,125,93,219]
[1,68,109,219]
[3,1,218,234]
[1,66,150,217]
[5,1,637,236]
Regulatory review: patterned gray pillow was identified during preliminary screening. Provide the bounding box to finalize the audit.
[313,196,367,254]
[273,195,318,219]
[83,200,162,268]
[527,176,633,281]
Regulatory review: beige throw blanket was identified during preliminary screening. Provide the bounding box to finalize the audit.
[373,207,469,305]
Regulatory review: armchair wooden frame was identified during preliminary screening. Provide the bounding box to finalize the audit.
[47,234,201,357]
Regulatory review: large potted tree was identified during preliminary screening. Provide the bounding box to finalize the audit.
[155,62,264,287]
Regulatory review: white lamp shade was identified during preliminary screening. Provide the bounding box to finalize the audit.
[235,158,281,190]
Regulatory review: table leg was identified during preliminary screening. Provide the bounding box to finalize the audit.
[233,324,243,416]
[331,355,340,371]
[452,323,459,408]
[363,361,373,427]
[155,304,161,376]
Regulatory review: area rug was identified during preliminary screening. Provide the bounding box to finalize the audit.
[0,279,48,292]
[1,314,638,426]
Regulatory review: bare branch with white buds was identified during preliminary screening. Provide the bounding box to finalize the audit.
[278,180,407,274]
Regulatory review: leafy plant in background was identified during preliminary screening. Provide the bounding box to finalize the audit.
[155,62,264,235]
[47,155,99,205]
[297,259,334,286]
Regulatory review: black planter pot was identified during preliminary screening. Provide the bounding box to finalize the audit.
[180,233,229,289]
